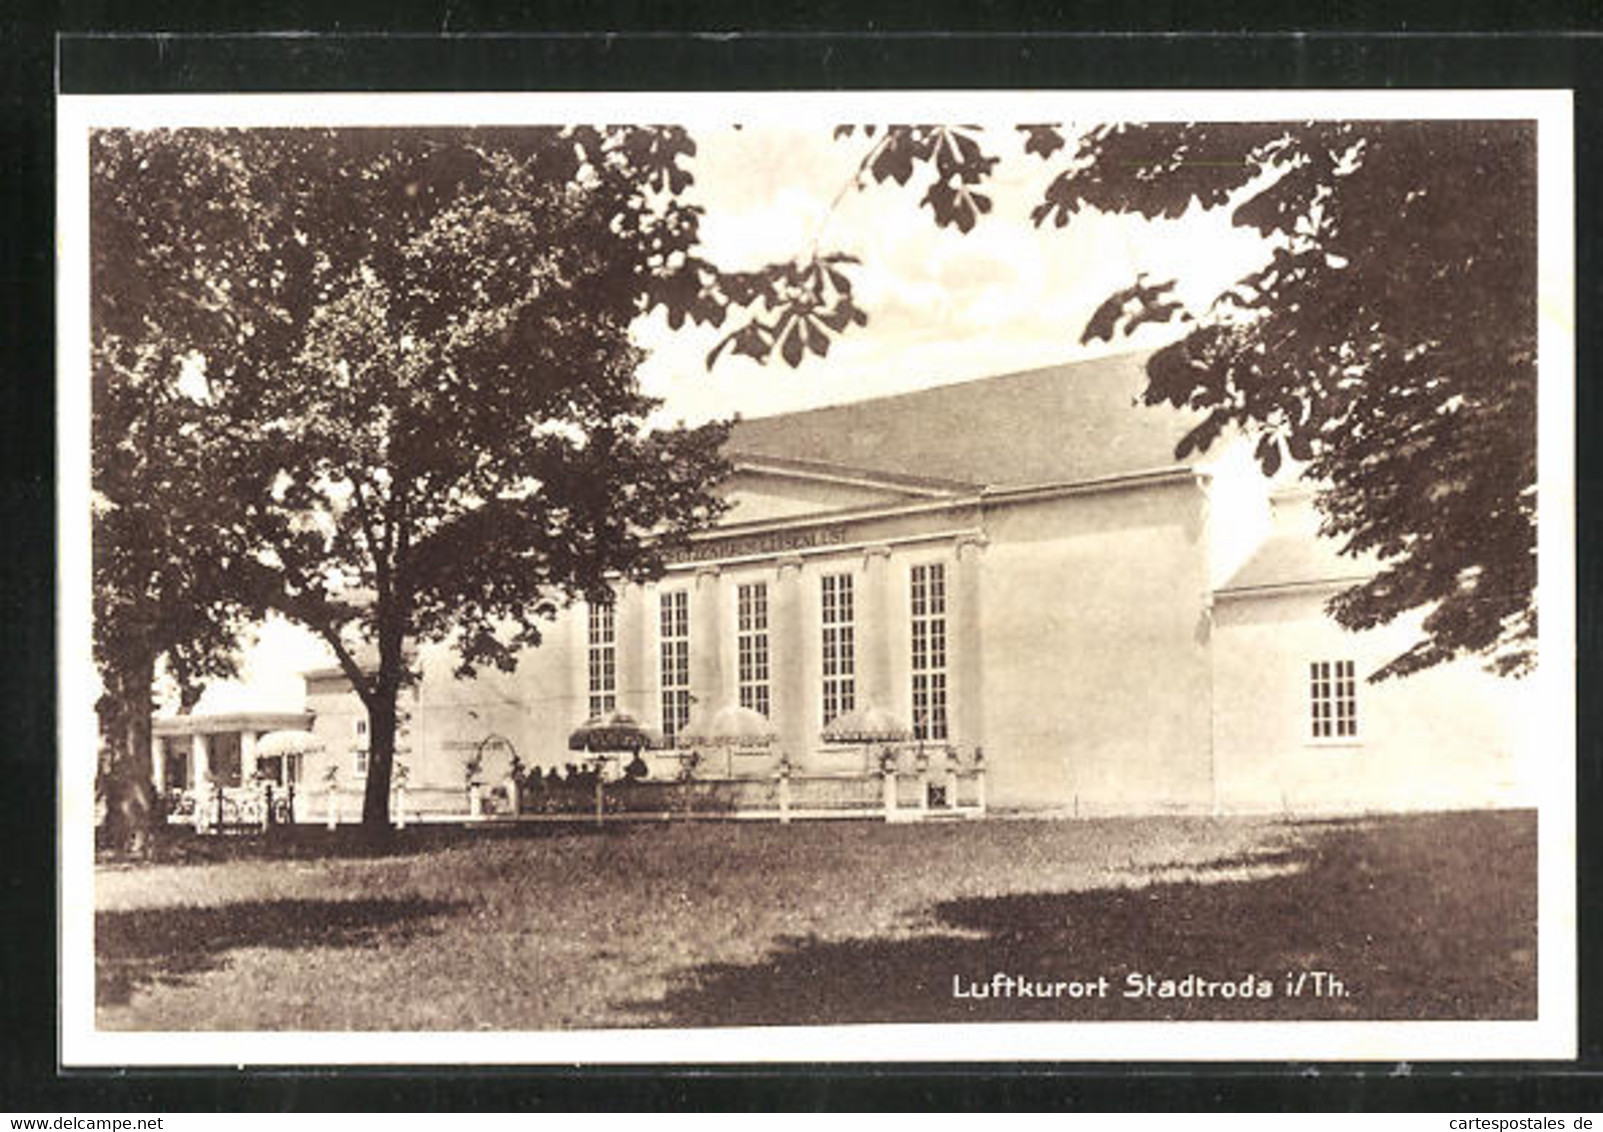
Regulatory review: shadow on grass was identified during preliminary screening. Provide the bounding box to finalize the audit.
[97,896,470,1007]
[633,810,1536,1026]
[96,820,637,868]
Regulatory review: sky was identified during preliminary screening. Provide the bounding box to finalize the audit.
[186,123,1275,715]
[633,125,1273,427]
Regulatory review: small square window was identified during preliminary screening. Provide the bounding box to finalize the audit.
[1309,659,1359,741]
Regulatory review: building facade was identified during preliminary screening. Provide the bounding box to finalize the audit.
[160,351,1538,820]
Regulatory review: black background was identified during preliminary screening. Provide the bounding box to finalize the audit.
[5,5,1602,1112]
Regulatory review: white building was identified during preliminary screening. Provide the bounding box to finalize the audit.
[157,351,1538,821]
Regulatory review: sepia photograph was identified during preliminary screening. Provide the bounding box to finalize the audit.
[55,89,1576,1064]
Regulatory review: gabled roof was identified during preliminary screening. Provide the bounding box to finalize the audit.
[1217,485,1379,597]
[726,351,1202,490]
[1218,529,1376,596]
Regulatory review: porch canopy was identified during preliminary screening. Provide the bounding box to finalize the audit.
[150,711,316,794]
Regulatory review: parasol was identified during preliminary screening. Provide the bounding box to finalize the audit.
[255,729,327,758]
[567,710,664,753]
[679,703,778,748]
[820,703,912,744]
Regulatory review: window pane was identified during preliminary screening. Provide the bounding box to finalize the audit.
[1310,658,1359,741]
[911,563,949,739]
[587,600,617,717]
[660,591,691,742]
[822,573,855,726]
[737,581,771,718]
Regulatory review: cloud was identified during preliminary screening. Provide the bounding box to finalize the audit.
[639,125,1274,425]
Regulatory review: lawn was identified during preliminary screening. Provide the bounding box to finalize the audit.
[93,809,1537,1030]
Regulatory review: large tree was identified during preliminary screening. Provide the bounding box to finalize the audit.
[785,121,1537,681]
[90,338,248,848]
[92,118,1537,839]
[89,126,872,830]
[91,139,262,848]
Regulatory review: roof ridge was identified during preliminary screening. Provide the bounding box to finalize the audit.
[729,347,1154,425]
[727,449,981,492]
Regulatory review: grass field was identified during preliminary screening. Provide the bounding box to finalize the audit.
[93,809,1537,1030]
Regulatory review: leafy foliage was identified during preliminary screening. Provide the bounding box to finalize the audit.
[836,124,1000,232]
[91,127,753,827]
[90,145,263,847]
[842,120,1538,680]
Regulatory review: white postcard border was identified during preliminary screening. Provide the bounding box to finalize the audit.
[56,87,1577,1066]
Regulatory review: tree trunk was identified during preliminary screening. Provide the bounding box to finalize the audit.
[361,681,398,829]
[103,651,157,853]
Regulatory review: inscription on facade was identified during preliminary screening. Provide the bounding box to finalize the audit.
[669,524,849,564]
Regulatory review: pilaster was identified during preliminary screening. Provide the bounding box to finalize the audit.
[953,533,988,750]
[772,555,809,765]
[860,543,894,710]
[619,584,649,718]
[638,581,659,725]
[692,565,726,715]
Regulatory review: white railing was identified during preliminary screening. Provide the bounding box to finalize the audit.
[505,744,986,825]
[167,747,988,830]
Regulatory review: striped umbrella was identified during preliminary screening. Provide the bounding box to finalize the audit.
[821,704,912,744]
[567,710,664,753]
[255,729,327,758]
[679,703,778,748]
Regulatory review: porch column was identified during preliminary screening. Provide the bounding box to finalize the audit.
[953,533,988,750]
[191,731,211,790]
[240,729,258,783]
[151,738,166,793]
[772,555,810,766]
[860,543,893,710]
[692,566,726,713]
[191,731,211,832]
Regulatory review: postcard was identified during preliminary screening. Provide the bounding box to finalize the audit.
[57,86,1576,1065]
